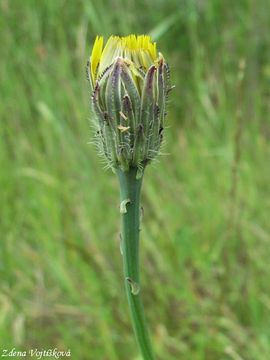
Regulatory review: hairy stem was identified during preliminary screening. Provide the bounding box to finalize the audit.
[117,167,155,360]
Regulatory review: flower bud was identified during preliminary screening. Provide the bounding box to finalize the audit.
[87,35,172,173]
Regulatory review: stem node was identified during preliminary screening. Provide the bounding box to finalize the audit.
[120,198,131,213]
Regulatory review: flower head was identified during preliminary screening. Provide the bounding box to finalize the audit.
[87,35,172,174]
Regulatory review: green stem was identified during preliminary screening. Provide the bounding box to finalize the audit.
[117,167,155,360]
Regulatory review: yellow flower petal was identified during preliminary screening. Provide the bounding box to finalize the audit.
[90,36,104,82]
[99,36,121,76]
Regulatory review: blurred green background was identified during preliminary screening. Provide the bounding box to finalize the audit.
[1,0,270,359]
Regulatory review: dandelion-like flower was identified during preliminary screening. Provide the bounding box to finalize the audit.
[87,35,171,174]
[86,35,173,360]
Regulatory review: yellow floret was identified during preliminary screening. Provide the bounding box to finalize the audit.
[90,36,104,82]
[90,34,158,83]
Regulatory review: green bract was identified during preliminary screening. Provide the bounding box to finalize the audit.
[87,35,172,174]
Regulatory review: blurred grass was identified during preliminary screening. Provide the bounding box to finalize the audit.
[0,0,270,359]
